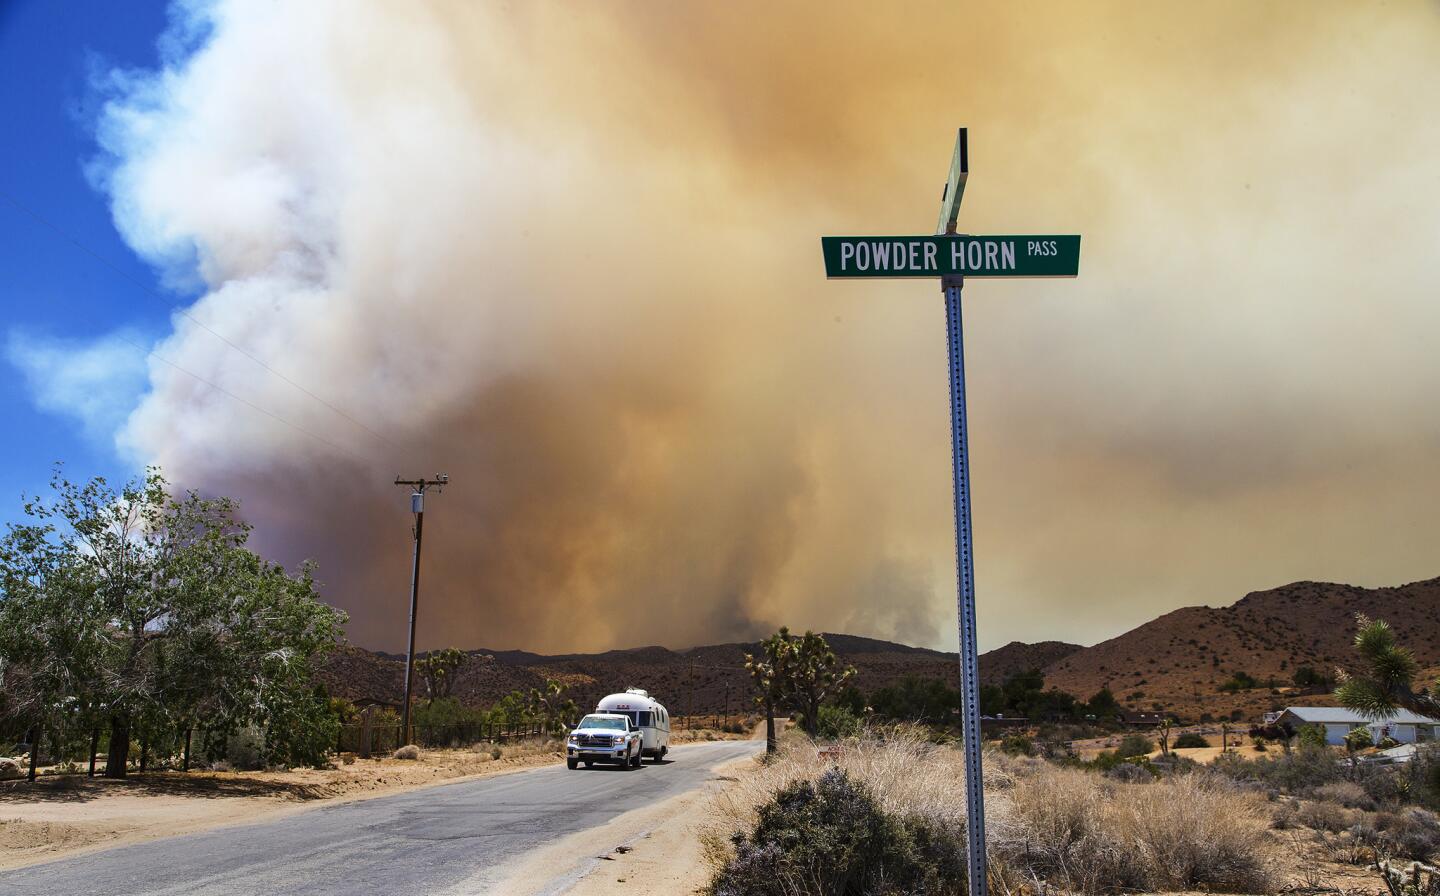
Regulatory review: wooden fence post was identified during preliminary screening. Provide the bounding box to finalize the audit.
[183,728,193,772]
[26,727,39,782]
[88,728,99,777]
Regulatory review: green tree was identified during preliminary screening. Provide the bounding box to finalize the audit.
[1086,687,1120,719]
[491,690,530,728]
[0,468,346,776]
[870,675,958,724]
[1335,615,1440,721]
[415,648,469,702]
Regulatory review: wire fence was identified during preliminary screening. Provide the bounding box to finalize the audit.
[4,712,755,781]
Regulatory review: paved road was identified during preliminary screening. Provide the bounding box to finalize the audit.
[0,739,760,896]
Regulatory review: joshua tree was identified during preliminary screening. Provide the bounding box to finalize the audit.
[746,629,794,755]
[1156,718,1173,758]
[527,679,577,733]
[785,631,856,740]
[1336,615,1440,721]
[415,648,469,702]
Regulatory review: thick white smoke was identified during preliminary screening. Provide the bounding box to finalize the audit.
[70,1,1440,652]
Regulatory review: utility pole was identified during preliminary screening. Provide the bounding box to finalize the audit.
[394,473,449,744]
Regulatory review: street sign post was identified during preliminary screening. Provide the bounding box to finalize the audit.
[821,129,1079,896]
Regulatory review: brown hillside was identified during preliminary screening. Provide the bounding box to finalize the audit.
[978,640,1083,685]
[319,578,1440,725]
[1039,578,1440,722]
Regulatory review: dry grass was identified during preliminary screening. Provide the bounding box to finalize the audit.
[988,755,1276,893]
[705,727,1278,894]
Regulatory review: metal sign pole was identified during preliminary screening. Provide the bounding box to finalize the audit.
[943,274,988,896]
[820,127,1078,896]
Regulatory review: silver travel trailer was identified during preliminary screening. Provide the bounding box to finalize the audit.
[595,688,671,762]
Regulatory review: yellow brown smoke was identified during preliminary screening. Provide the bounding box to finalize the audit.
[101,2,1440,652]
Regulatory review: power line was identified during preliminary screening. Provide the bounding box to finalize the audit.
[121,330,375,466]
[0,187,398,450]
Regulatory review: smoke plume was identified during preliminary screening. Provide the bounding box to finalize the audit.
[81,1,1440,652]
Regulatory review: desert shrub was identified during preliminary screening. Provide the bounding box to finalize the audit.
[225,726,266,771]
[0,757,21,780]
[707,768,966,896]
[1213,745,1344,794]
[1295,799,1361,834]
[393,744,420,760]
[1252,737,1268,752]
[1315,781,1378,811]
[489,745,502,760]
[1379,736,1402,750]
[1296,725,1328,750]
[1115,734,1153,758]
[1346,727,1377,752]
[1104,760,1155,783]
[999,734,1032,756]
[1174,732,1210,749]
[816,705,861,741]
[1373,807,1440,862]
[990,762,1274,893]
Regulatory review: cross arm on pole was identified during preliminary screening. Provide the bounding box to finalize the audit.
[394,474,449,493]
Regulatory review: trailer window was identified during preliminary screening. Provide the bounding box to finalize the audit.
[636,711,653,727]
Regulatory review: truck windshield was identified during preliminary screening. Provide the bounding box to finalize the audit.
[578,716,627,730]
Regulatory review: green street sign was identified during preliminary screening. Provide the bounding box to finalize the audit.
[821,235,1080,279]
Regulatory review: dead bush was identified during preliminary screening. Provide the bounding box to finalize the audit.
[1295,799,1361,834]
[1374,807,1440,862]
[1315,780,1378,811]
[706,730,1275,895]
[393,744,420,760]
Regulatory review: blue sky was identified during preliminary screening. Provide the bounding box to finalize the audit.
[0,0,175,512]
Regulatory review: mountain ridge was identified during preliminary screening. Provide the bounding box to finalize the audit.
[321,576,1440,722]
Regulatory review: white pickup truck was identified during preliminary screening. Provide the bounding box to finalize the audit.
[565,713,644,769]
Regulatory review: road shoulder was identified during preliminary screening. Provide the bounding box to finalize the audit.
[486,747,757,896]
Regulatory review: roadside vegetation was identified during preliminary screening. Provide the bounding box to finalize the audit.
[0,468,345,776]
[710,623,1440,895]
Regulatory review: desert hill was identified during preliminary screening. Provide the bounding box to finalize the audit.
[1037,577,1440,721]
[319,577,1440,724]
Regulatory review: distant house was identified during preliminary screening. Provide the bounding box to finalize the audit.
[1271,706,1440,746]
[1116,711,1166,728]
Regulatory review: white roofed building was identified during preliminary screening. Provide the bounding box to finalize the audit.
[1271,706,1440,746]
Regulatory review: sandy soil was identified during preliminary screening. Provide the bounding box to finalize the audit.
[0,742,563,871]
